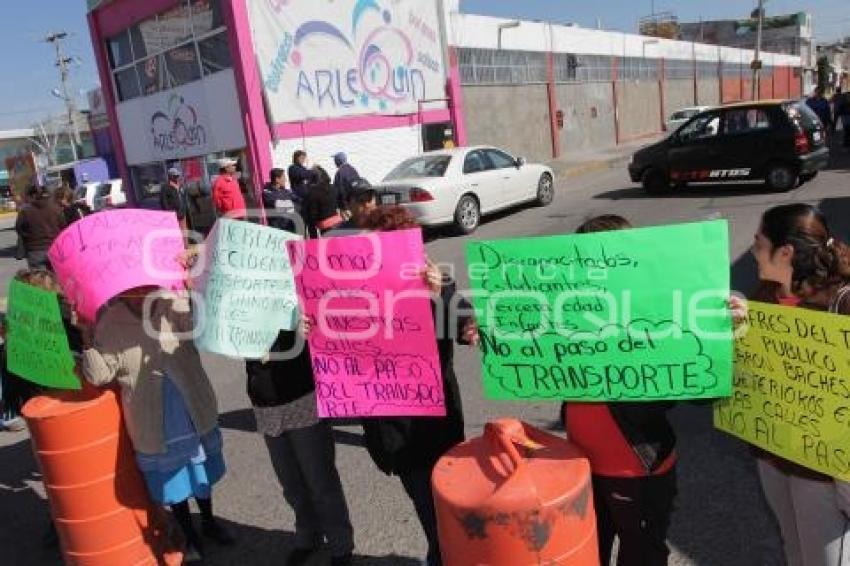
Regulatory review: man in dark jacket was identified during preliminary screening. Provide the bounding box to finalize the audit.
[287,150,316,206]
[262,168,297,232]
[834,87,850,147]
[331,152,361,207]
[806,87,833,132]
[160,167,189,231]
[15,186,63,269]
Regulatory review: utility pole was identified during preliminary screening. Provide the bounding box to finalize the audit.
[751,0,765,100]
[44,31,79,161]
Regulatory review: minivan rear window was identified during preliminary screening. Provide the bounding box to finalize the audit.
[785,102,821,131]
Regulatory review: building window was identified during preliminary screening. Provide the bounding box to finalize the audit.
[165,44,202,87]
[198,31,231,76]
[106,0,229,102]
[115,67,141,101]
[130,162,166,200]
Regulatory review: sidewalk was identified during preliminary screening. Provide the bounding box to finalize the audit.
[547,134,664,180]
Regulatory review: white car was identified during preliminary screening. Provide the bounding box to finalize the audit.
[92,179,127,211]
[665,106,713,133]
[373,146,555,234]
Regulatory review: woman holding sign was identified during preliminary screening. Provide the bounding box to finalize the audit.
[358,206,478,566]
[749,203,850,566]
[77,287,233,563]
[244,327,355,566]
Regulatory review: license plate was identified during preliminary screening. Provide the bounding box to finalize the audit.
[813,131,822,143]
[380,193,399,205]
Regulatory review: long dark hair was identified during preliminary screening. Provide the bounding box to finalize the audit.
[757,203,850,301]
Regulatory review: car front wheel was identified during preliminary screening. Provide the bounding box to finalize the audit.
[453,194,480,234]
[535,173,554,206]
[765,163,798,192]
[642,168,670,195]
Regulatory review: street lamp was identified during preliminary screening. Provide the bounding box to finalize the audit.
[497,20,520,50]
[752,0,767,100]
[50,88,79,161]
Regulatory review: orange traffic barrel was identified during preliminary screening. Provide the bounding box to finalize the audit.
[23,387,181,566]
[432,419,599,566]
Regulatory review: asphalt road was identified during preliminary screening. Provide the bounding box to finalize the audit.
[1,145,849,566]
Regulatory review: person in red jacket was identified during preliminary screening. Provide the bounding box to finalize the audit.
[212,157,246,219]
[562,214,678,566]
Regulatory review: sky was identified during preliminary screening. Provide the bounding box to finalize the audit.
[0,0,847,130]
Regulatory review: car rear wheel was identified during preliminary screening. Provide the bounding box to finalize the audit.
[642,168,670,195]
[535,174,554,206]
[765,163,798,192]
[453,194,480,234]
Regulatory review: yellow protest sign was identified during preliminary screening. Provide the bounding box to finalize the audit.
[714,301,850,480]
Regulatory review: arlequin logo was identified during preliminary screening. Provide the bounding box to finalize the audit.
[263,0,440,112]
[150,94,207,152]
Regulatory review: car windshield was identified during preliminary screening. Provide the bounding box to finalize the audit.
[384,155,451,180]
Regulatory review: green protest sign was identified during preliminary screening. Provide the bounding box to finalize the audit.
[194,218,300,358]
[5,279,79,390]
[466,220,733,401]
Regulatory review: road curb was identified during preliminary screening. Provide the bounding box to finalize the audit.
[550,154,633,180]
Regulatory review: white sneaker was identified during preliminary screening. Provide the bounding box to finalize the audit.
[2,417,25,432]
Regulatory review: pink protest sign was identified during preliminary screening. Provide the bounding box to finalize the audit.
[48,209,185,322]
[287,229,445,418]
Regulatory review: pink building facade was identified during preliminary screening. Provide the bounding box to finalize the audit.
[87,0,465,208]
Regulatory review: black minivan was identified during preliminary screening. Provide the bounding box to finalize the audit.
[628,100,829,194]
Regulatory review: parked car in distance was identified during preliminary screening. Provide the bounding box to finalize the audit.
[629,99,829,194]
[665,106,712,132]
[74,182,101,209]
[92,179,127,211]
[372,146,555,234]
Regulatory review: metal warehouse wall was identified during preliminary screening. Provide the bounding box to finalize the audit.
[555,82,617,154]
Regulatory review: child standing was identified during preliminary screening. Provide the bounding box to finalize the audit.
[562,215,678,566]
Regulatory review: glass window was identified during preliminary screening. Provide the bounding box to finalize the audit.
[198,32,231,75]
[107,31,133,69]
[137,55,166,95]
[384,156,451,180]
[678,112,721,141]
[164,44,201,87]
[130,162,166,200]
[463,151,488,174]
[191,0,224,35]
[157,3,193,49]
[114,67,141,101]
[484,149,516,169]
[724,108,772,134]
[129,24,149,60]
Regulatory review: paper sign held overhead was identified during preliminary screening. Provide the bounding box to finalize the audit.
[287,229,444,418]
[715,302,850,481]
[48,209,186,322]
[194,219,301,358]
[6,280,79,390]
[466,220,734,402]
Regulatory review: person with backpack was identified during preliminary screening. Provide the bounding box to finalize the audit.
[561,214,679,566]
[747,203,850,566]
[331,152,361,208]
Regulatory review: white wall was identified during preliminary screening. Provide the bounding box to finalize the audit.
[271,125,423,184]
[450,13,802,66]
